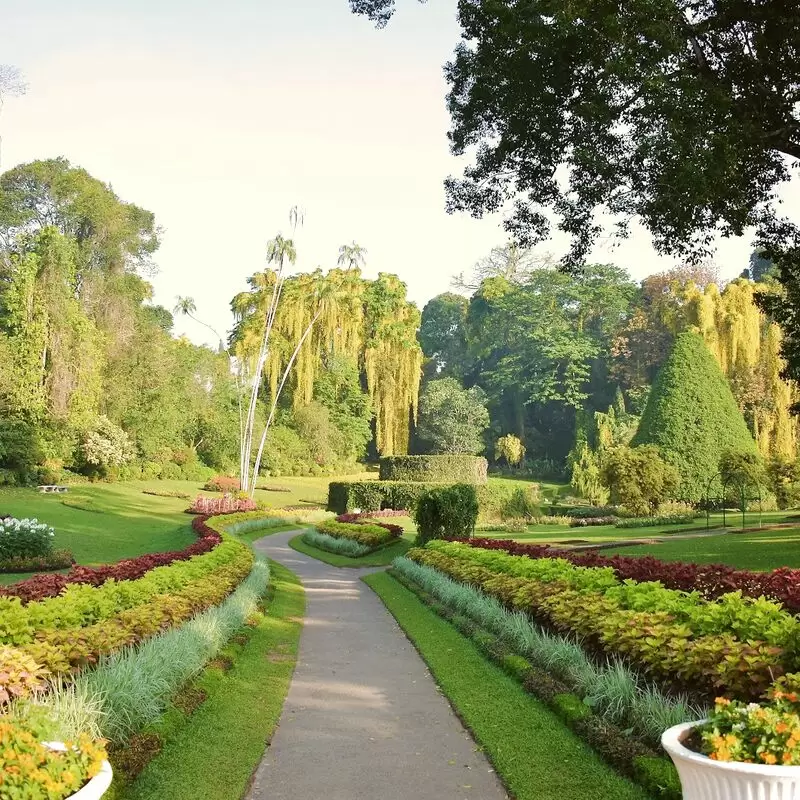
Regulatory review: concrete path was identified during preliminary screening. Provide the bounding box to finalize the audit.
[247,530,508,800]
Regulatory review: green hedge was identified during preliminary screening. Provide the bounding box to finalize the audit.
[379,455,488,484]
[327,481,438,513]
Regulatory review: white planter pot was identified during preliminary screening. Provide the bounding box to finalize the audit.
[43,742,113,800]
[662,721,800,800]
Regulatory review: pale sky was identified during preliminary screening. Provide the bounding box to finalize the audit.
[2,0,796,347]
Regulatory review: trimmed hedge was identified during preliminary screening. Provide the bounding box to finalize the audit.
[327,481,434,513]
[379,455,488,484]
[415,484,478,544]
[316,519,401,549]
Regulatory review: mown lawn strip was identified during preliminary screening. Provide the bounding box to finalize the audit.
[117,560,304,800]
[363,571,649,800]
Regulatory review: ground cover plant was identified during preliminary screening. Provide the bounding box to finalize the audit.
[408,540,800,700]
[301,529,372,558]
[315,518,401,550]
[289,532,412,568]
[364,571,648,800]
[463,535,800,609]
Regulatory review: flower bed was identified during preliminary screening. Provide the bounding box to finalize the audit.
[615,514,697,529]
[334,512,404,536]
[0,515,223,603]
[0,517,55,560]
[0,532,253,676]
[407,541,800,700]
[458,537,800,613]
[316,519,402,550]
[190,494,257,515]
[0,549,75,574]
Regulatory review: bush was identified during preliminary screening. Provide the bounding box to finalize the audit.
[564,506,620,519]
[601,446,680,516]
[500,486,542,521]
[0,518,55,560]
[204,475,240,493]
[190,494,257,515]
[615,514,697,529]
[0,549,74,574]
[569,516,618,527]
[414,484,478,544]
[0,646,47,706]
[302,530,372,557]
[379,455,488,484]
[316,519,400,549]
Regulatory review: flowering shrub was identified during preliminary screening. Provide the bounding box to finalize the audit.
[569,516,618,527]
[0,517,55,560]
[0,515,222,603]
[0,645,48,705]
[338,509,407,519]
[458,538,800,613]
[0,718,107,799]
[81,415,135,469]
[699,683,800,765]
[190,494,257,515]
[203,475,240,493]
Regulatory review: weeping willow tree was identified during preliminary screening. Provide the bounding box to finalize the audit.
[231,268,422,457]
[681,278,798,459]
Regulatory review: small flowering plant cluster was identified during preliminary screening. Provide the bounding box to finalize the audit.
[190,494,257,515]
[699,677,800,765]
[0,718,107,799]
[0,517,55,561]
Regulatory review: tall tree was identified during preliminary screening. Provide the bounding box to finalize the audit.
[416,377,490,455]
[632,332,759,501]
[418,292,469,379]
[0,65,26,169]
[352,2,800,269]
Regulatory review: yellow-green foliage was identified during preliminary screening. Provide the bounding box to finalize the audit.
[0,646,48,706]
[0,718,107,799]
[316,519,399,549]
[231,268,422,455]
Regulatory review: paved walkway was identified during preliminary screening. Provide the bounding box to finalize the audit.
[247,530,507,800]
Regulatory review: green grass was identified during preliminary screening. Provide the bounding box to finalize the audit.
[607,528,800,570]
[289,532,413,567]
[0,484,195,584]
[363,571,647,800]
[118,560,304,800]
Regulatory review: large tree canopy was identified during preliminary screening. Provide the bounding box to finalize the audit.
[353,1,799,268]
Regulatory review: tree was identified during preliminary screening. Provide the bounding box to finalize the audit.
[601,445,679,516]
[570,444,608,506]
[337,241,367,269]
[451,241,555,291]
[416,378,489,455]
[80,415,136,474]
[418,292,468,378]
[494,434,525,468]
[719,449,766,492]
[767,456,800,510]
[632,332,759,501]
[353,2,800,271]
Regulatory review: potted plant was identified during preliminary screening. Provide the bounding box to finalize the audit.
[0,718,111,799]
[662,681,800,799]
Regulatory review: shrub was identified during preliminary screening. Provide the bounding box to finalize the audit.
[327,480,436,514]
[601,445,680,516]
[414,484,478,544]
[379,455,488,484]
[615,514,696,529]
[564,506,619,519]
[500,486,542,521]
[569,516,618,527]
[0,718,107,799]
[494,434,526,468]
[0,517,55,560]
[203,475,240,493]
[316,519,400,549]
[80,415,136,473]
[631,332,759,501]
[141,489,191,499]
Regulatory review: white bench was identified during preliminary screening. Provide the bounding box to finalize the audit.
[38,485,69,494]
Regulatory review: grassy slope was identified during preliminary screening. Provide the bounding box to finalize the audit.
[120,560,304,800]
[289,532,413,567]
[364,571,647,800]
[607,528,800,570]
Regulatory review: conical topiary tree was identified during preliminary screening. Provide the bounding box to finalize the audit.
[631,331,758,501]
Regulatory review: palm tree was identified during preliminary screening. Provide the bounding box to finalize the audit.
[337,241,367,270]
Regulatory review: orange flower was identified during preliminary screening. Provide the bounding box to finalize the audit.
[776,722,789,734]
[762,753,778,765]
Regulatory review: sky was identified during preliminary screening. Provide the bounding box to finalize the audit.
[1,0,795,347]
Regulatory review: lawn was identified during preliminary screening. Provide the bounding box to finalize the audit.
[0,475,344,584]
[364,571,647,800]
[606,527,800,571]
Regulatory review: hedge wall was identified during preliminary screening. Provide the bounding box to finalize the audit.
[378,455,488,485]
[328,481,436,514]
